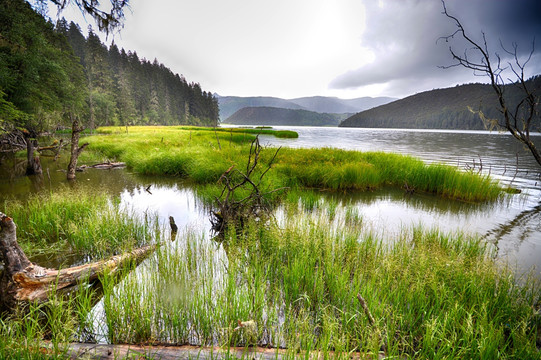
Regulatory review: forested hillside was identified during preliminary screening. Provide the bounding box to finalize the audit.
[0,0,218,136]
[339,79,541,129]
[62,23,219,127]
[225,107,348,126]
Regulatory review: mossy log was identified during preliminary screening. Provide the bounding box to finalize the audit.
[0,213,154,311]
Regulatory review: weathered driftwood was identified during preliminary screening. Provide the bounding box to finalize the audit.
[357,293,387,355]
[24,131,42,176]
[77,162,127,172]
[0,130,26,153]
[46,343,385,360]
[89,161,126,169]
[0,213,154,311]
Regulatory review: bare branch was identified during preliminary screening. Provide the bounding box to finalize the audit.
[440,0,541,168]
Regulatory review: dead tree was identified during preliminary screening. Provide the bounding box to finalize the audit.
[210,136,285,236]
[0,213,154,312]
[440,0,541,168]
[67,115,89,180]
[23,130,42,176]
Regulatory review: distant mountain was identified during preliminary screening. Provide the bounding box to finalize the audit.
[290,96,397,114]
[217,95,397,120]
[218,97,305,120]
[339,77,541,130]
[224,107,350,126]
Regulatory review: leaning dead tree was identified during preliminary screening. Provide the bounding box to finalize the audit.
[211,136,285,235]
[67,115,89,180]
[440,0,541,168]
[0,213,154,312]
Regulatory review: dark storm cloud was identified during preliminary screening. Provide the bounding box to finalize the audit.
[329,0,541,97]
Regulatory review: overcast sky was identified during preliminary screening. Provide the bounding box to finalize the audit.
[54,0,541,99]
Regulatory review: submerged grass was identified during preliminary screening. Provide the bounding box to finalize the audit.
[84,126,502,202]
[88,202,541,358]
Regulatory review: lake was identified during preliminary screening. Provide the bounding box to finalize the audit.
[1,127,540,276]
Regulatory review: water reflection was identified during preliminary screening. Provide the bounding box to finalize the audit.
[118,184,210,236]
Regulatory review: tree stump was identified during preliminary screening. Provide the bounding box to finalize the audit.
[0,213,154,312]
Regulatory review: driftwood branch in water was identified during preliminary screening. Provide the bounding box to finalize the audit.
[0,213,154,311]
[0,130,26,153]
[169,216,178,241]
[77,161,127,171]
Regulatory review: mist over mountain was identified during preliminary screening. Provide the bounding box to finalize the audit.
[290,96,396,114]
[217,95,397,120]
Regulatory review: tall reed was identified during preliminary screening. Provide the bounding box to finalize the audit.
[92,201,540,358]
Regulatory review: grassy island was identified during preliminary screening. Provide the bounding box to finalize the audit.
[84,126,501,202]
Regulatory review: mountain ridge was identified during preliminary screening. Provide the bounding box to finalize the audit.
[217,95,397,120]
[339,78,541,130]
[224,106,349,126]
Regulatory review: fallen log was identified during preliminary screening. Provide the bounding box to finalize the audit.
[46,343,385,360]
[90,161,126,169]
[0,213,154,311]
[76,162,127,172]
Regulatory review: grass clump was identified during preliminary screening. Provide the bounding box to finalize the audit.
[2,187,156,260]
[84,126,502,203]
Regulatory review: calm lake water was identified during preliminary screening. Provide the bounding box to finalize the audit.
[1,127,540,276]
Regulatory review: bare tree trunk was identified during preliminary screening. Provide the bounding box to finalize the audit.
[0,213,155,312]
[67,115,89,180]
[24,132,42,176]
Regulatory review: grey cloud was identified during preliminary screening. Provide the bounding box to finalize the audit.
[330,0,541,96]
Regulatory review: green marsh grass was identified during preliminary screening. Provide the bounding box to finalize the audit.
[0,188,159,357]
[97,125,299,139]
[1,195,539,358]
[84,126,503,203]
[0,286,96,359]
[90,201,540,358]
[3,187,156,260]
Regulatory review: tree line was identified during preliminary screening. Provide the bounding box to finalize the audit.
[0,0,219,139]
[60,20,219,128]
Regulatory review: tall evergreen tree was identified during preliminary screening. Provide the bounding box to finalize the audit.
[0,0,86,174]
